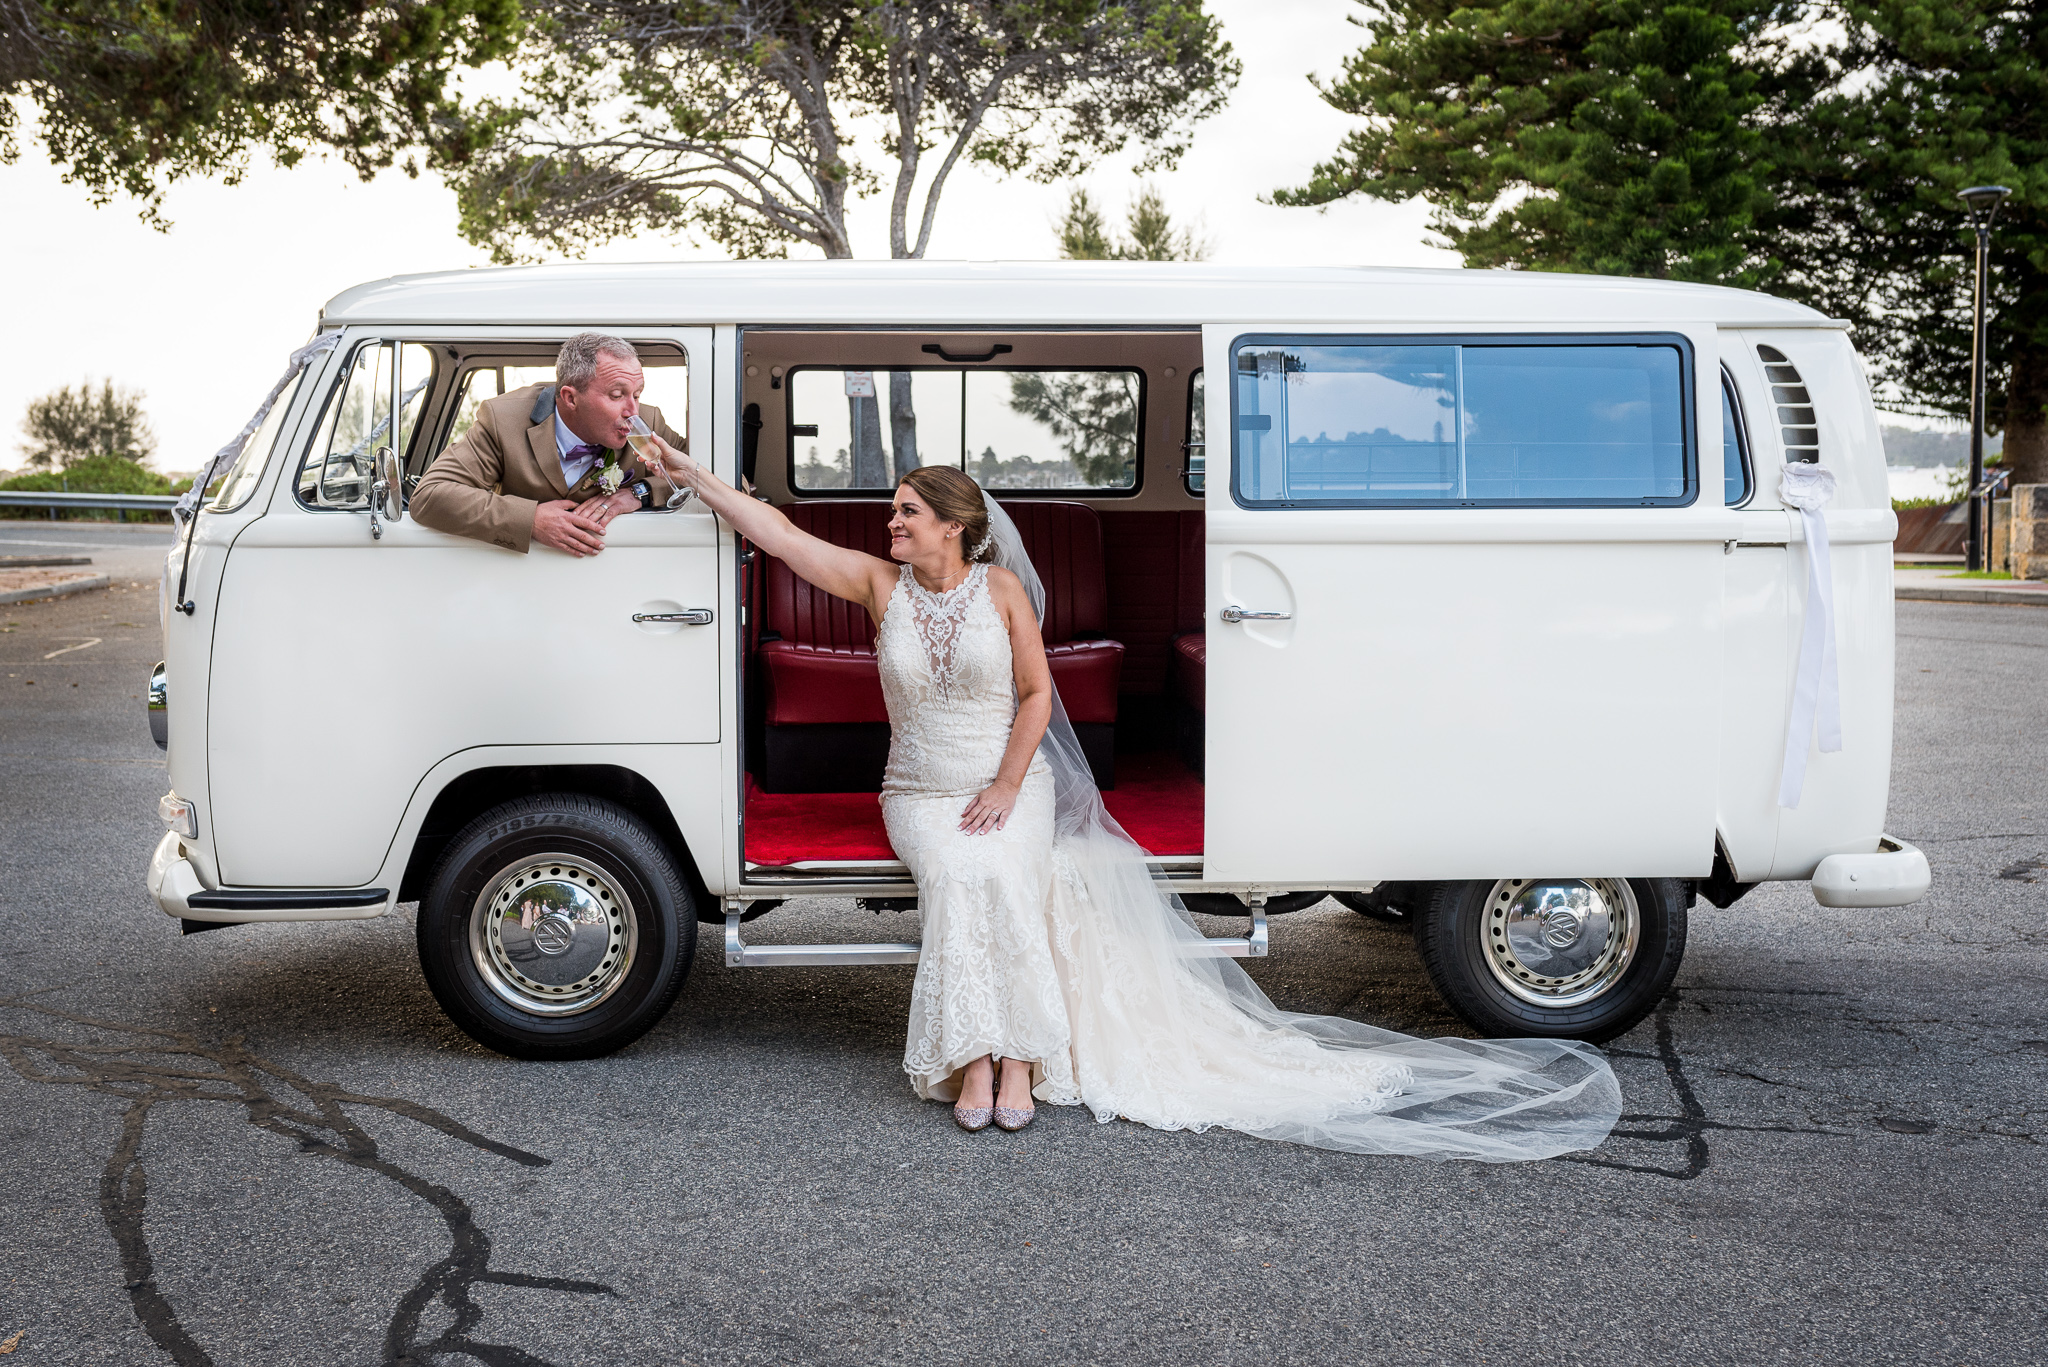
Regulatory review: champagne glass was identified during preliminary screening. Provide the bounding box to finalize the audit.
[626,415,692,509]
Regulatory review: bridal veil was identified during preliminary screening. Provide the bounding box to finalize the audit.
[977,490,1623,1162]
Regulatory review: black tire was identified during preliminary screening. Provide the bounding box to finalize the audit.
[1180,890,1328,918]
[1415,878,1686,1043]
[418,794,697,1060]
[1335,881,1427,925]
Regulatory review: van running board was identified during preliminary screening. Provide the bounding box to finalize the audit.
[722,899,1270,967]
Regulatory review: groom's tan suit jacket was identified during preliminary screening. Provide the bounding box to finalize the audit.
[411,383,685,553]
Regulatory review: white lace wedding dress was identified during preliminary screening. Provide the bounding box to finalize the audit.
[879,561,1621,1162]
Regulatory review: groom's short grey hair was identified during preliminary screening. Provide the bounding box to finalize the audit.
[556,333,640,392]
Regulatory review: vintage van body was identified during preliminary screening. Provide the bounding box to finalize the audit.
[144,261,1930,1058]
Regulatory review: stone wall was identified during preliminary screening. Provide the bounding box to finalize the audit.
[2015,485,2048,581]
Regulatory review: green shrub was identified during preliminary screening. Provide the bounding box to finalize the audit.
[1,456,190,521]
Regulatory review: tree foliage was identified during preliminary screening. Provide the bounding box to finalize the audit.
[17,378,155,469]
[1007,370,1139,485]
[1803,0,2048,484]
[1,0,522,222]
[444,0,1239,261]
[1279,0,2048,485]
[1274,0,1820,286]
[1057,183,1209,260]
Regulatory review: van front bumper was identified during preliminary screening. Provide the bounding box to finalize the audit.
[147,832,391,923]
[1810,835,1931,908]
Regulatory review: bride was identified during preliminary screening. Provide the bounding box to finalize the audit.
[649,445,1621,1161]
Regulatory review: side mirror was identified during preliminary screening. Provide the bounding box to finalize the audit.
[370,445,403,539]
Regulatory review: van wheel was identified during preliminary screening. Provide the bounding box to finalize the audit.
[418,795,696,1060]
[1415,878,1685,1043]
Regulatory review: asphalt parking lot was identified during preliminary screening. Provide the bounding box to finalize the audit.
[2,559,2043,1367]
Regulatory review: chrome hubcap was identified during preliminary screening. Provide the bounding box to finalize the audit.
[1481,878,1639,1008]
[469,854,637,1016]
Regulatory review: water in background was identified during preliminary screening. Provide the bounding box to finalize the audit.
[1887,464,1962,503]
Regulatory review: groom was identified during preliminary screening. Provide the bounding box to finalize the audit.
[412,332,685,556]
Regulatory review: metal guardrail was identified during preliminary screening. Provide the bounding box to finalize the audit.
[0,490,181,517]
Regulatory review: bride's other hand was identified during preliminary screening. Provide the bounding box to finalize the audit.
[960,780,1019,834]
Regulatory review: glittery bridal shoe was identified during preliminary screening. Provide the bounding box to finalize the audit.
[954,1103,995,1132]
[992,1105,1036,1132]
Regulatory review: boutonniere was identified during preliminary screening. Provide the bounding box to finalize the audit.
[595,454,625,495]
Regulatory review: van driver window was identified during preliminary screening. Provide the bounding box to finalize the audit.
[297,341,435,509]
[1231,338,1693,508]
[439,353,689,462]
[788,368,1140,493]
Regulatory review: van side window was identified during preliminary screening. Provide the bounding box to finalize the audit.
[425,350,689,471]
[787,367,1142,494]
[1230,336,1694,508]
[296,341,435,509]
[1185,369,1205,495]
[1721,368,1753,506]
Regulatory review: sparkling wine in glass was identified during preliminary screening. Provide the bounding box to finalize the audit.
[627,414,692,508]
[625,414,659,462]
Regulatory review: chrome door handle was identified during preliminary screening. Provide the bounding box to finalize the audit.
[633,609,714,625]
[1220,605,1290,624]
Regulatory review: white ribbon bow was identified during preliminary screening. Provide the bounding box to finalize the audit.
[174,332,343,523]
[1777,461,1841,808]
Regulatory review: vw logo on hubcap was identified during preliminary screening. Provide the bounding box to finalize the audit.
[530,912,577,956]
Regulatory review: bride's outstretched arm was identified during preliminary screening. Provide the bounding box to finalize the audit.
[642,434,894,615]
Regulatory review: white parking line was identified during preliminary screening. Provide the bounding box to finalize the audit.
[43,637,102,660]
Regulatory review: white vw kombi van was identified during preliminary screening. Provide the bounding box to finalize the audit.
[145,262,1930,1059]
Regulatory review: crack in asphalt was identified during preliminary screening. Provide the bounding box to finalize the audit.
[0,998,616,1367]
[1564,993,1848,1181]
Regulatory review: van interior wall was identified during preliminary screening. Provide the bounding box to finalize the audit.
[738,329,1208,864]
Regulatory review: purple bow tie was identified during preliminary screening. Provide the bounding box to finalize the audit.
[567,442,605,461]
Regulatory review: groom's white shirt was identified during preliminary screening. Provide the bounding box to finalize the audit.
[554,412,601,488]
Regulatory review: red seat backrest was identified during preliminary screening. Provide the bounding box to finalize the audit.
[762,498,1109,648]
[1001,501,1108,643]
[762,501,893,650]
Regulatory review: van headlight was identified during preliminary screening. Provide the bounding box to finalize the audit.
[159,792,198,839]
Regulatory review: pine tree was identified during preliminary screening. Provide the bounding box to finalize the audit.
[1055,184,1209,261]
[1274,0,1818,286]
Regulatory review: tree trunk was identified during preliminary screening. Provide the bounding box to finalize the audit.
[2003,343,2048,488]
[849,395,887,487]
[889,371,920,473]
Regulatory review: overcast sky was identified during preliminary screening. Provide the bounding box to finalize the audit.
[0,0,1954,474]
[0,0,1467,474]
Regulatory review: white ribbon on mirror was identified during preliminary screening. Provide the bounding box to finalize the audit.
[1778,461,1842,807]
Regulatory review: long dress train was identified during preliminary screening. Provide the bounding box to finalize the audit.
[879,562,1621,1161]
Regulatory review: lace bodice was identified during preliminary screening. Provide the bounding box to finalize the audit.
[877,563,1044,798]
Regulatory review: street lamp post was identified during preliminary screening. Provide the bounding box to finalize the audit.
[1958,185,2011,573]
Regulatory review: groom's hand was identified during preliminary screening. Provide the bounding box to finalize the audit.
[533,499,607,558]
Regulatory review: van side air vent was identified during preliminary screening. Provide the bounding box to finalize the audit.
[1756,344,1819,463]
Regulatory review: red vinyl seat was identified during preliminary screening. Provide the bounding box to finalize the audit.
[1173,633,1206,714]
[758,499,1125,728]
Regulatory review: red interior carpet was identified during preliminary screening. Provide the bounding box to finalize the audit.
[743,752,1204,866]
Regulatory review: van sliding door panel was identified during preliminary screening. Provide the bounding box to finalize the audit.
[1202,325,1729,884]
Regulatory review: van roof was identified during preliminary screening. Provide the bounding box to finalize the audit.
[320,260,1838,330]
